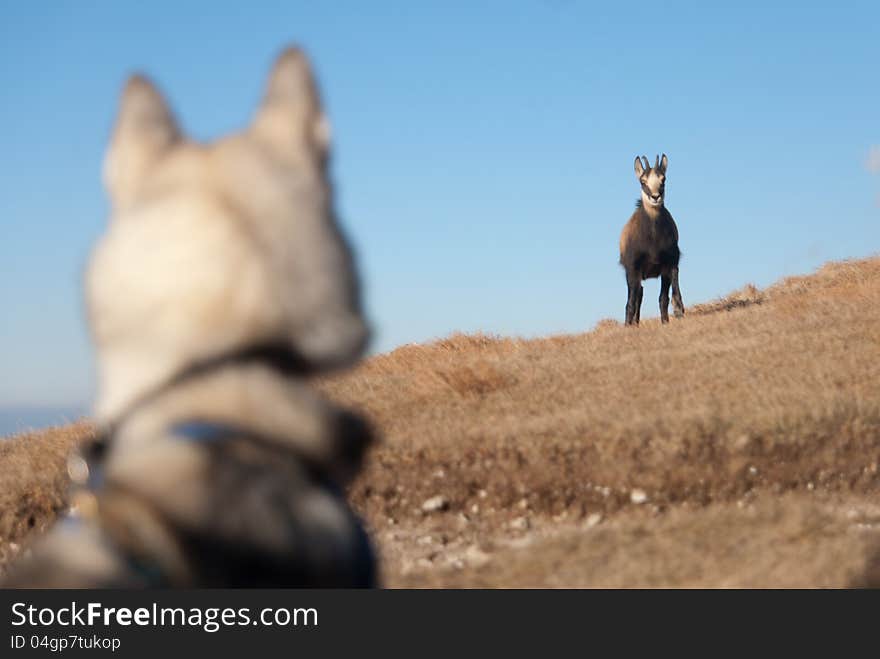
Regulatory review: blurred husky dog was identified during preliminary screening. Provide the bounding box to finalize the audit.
[5,47,376,587]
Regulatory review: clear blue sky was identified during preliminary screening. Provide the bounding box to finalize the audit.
[1,1,878,423]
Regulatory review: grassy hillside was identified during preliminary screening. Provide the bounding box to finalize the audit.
[0,421,94,570]
[3,256,880,586]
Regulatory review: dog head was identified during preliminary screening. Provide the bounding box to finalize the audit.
[87,48,368,421]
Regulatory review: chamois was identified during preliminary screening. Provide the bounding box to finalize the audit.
[619,154,684,325]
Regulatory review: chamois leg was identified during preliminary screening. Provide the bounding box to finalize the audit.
[671,266,685,318]
[625,282,635,326]
[625,269,641,325]
[659,271,671,323]
[634,283,644,324]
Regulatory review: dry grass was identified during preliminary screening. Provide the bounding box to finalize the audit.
[321,255,880,586]
[328,257,880,514]
[394,494,880,588]
[2,255,880,586]
[0,421,94,571]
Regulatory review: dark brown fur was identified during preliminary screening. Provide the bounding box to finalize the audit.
[619,156,684,325]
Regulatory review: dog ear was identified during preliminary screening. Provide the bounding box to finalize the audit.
[103,75,180,210]
[250,46,330,165]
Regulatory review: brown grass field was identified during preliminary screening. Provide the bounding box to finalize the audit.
[2,256,880,587]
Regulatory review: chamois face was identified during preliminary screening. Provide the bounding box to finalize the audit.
[634,154,668,209]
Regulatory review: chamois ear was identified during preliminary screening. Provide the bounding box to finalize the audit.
[103,75,180,209]
[634,155,645,178]
[658,153,668,175]
[250,46,330,164]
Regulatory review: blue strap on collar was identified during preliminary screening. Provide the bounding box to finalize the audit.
[170,420,242,443]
